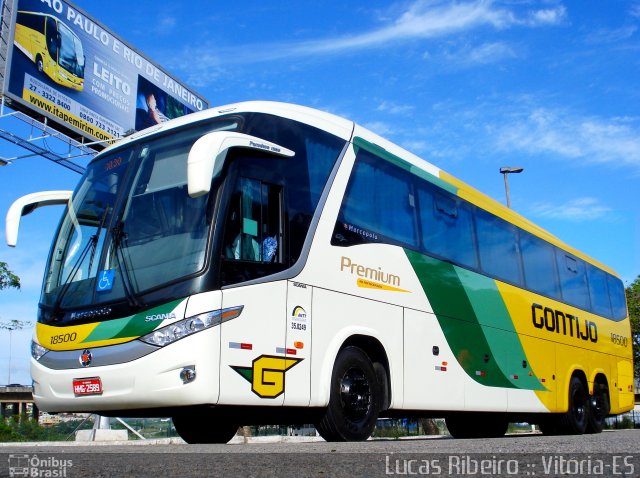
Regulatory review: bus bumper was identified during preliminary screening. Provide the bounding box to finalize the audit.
[31,328,221,413]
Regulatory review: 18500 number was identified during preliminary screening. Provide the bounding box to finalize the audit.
[50,332,77,345]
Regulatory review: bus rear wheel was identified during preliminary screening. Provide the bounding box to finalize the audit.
[586,381,610,434]
[446,414,508,439]
[315,346,381,442]
[172,410,238,444]
[557,376,589,435]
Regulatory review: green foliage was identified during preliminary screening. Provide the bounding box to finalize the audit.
[0,416,95,442]
[608,416,635,430]
[0,262,20,290]
[626,276,640,377]
[0,416,62,442]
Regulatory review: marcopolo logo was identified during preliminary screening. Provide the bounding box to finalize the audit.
[8,454,72,478]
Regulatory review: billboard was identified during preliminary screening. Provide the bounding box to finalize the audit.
[2,0,208,144]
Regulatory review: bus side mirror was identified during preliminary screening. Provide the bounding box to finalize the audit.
[6,191,72,247]
[187,132,294,198]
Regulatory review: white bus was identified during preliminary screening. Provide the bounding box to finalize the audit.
[7,101,633,443]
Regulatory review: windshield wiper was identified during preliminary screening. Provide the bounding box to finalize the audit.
[51,207,110,321]
[110,221,144,310]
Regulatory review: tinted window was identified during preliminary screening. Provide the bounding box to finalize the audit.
[18,12,44,34]
[476,209,523,285]
[418,188,477,268]
[222,177,282,263]
[521,232,560,298]
[587,264,612,318]
[244,114,345,263]
[608,275,628,321]
[338,150,418,247]
[557,253,590,310]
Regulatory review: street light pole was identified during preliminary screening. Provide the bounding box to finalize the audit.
[499,167,524,209]
[0,320,32,385]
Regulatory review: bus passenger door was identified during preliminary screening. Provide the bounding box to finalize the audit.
[217,174,290,405]
[284,281,312,406]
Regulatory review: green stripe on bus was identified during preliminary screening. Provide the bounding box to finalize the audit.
[454,268,545,391]
[352,137,458,195]
[405,249,545,391]
[82,299,184,342]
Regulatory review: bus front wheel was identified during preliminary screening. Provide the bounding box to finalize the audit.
[35,54,44,73]
[315,346,381,442]
[172,410,238,444]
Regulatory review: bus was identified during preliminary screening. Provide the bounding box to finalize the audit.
[13,10,85,91]
[6,101,633,443]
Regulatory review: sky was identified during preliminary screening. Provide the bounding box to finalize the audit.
[0,0,639,385]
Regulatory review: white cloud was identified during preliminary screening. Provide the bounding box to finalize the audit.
[494,108,640,168]
[524,6,567,26]
[445,41,518,65]
[585,25,638,45]
[362,121,395,136]
[376,101,415,115]
[172,0,563,72]
[530,197,613,222]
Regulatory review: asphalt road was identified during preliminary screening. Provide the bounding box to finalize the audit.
[1,430,639,478]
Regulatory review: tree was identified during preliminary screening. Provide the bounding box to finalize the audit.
[0,262,20,290]
[626,276,640,378]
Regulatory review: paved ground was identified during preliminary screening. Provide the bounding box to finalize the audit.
[1,429,639,477]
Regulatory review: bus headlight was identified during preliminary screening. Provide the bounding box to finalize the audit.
[31,341,48,361]
[139,305,243,347]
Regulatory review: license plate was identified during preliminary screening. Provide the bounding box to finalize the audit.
[73,377,103,396]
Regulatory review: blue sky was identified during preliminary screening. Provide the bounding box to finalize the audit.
[1,0,639,384]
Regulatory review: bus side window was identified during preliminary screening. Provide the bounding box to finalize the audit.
[520,231,561,299]
[607,275,627,321]
[224,177,282,263]
[587,264,613,318]
[46,17,58,59]
[336,151,418,248]
[418,188,477,269]
[557,253,590,310]
[476,209,523,286]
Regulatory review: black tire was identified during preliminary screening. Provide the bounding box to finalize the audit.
[557,376,589,435]
[35,55,44,73]
[586,381,610,434]
[172,410,238,444]
[446,414,508,439]
[315,346,381,442]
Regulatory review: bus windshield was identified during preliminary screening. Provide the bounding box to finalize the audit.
[42,119,239,312]
[58,23,84,77]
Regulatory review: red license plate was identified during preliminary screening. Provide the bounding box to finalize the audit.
[73,377,103,396]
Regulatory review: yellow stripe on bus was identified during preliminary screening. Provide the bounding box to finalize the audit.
[36,322,134,351]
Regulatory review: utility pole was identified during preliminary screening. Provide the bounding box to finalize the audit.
[0,320,32,384]
[499,167,524,209]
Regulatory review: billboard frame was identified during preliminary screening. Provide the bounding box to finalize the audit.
[0,0,209,150]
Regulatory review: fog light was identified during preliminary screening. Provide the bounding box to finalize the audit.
[180,366,196,384]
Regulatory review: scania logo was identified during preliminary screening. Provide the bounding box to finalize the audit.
[79,349,93,367]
